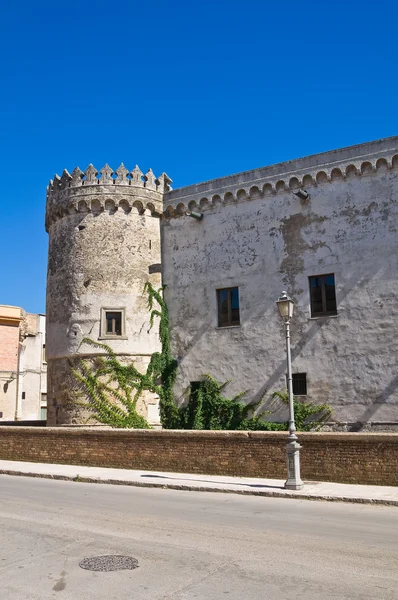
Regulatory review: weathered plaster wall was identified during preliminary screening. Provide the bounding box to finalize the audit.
[162,137,398,423]
[46,165,170,425]
[0,308,46,421]
[19,313,46,420]
[0,306,21,420]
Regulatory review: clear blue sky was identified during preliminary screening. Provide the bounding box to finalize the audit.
[0,0,396,314]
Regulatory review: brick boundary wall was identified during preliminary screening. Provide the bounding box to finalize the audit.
[0,427,397,486]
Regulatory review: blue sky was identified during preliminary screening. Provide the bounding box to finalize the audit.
[0,0,396,314]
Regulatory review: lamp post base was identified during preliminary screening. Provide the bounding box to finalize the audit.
[284,436,304,490]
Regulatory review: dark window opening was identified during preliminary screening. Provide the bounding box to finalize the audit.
[309,274,337,317]
[217,287,240,327]
[106,311,122,335]
[22,392,26,399]
[292,373,307,396]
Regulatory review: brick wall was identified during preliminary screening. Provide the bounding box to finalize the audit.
[0,323,19,372]
[0,427,397,486]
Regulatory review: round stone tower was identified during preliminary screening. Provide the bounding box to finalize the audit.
[45,163,171,426]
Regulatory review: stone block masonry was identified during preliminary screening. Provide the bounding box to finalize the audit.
[0,427,397,486]
[46,138,398,428]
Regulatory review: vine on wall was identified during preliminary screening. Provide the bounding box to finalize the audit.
[71,283,331,430]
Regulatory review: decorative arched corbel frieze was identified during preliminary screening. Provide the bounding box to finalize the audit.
[376,158,389,171]
[316,171,329,184]
[236,188,248,201]
[262,182,274,196]
[119,199,131,214]
[91,199,103,215]
[275,179,286,192]
[175,202,186,216]
[288,177,301,190]
[249,185,262,199]
[360,161,375,175]
[132,200,144,215]
[330,167,345,181]
[223,191,234,204]
[104,199,117,214]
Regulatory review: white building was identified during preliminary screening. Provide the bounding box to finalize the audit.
[0,306,47,421]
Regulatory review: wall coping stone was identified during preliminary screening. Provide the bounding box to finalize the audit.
[1,427,398,443]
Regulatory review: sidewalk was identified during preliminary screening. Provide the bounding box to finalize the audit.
[0,460,397,506]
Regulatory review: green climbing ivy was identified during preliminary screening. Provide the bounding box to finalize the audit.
[143,282,179,428]
[70,339,150,428]
[173,376,331,431]
[270,390,332,431]
[176,375,284,431]
[71,282,179,429]
[71,282,332,431]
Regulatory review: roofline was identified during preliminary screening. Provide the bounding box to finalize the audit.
[166,135,398,199]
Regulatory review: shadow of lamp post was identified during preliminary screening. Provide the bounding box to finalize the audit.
[276,291,304,490]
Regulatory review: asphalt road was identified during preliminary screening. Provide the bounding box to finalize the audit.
[0,476,397,600]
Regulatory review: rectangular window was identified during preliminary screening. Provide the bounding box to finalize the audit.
[100,308,126,338]
[42,344,46,363]
[292,373,307,396]
[217,287,240,327]
[106,312,122,335]
[40,393,47,421]
[309,274,337,317]
[22,392,26,400]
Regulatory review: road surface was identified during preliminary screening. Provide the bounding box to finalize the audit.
[0,475,397,599]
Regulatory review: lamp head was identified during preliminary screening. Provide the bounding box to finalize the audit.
[293,188,310,201]
[276,290,294,320]
[185,211,203,221]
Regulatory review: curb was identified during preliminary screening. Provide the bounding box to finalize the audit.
[1,469,397,507]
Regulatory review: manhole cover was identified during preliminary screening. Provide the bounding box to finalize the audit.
[79,555,139,572]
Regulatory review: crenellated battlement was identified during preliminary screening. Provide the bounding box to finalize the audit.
[46,163,172,231]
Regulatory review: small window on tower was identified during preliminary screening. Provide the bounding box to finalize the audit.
[100,308,126,339]
[106,312,122,335]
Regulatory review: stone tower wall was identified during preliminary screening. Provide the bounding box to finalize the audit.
[45,164,171,425]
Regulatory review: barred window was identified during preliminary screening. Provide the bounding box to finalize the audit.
[292,373,307,396]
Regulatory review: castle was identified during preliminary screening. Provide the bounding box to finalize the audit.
[45,136,398,428]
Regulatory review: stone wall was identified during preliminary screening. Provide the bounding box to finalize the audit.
[0,427,397,486]
[162,137,398,424]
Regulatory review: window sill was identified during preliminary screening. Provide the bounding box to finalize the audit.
[309,314,339,320]
[98,336,128,340]
[216,325,241,330]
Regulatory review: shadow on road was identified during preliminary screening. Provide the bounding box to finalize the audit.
[140,473,284,490]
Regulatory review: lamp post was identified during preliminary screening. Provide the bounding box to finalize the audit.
[276,291,304,490]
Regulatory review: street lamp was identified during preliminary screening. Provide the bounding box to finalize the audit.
[276,291,304,490]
